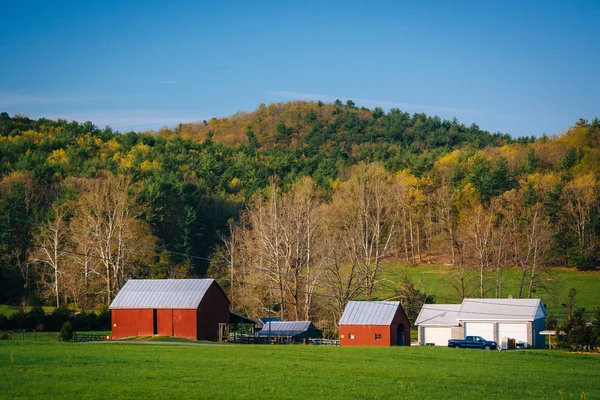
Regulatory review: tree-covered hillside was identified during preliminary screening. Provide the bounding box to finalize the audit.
[165,100,518,150]
[0,104,598,327]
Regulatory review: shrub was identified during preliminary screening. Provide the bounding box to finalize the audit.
[9,308,28,329]
[0,332,9,340]
[72,311,91,331]
[546,314,558,330]
[60,321,73,342]
[557,308,597,351]
[47,305,73,332]
[97,306,111,330]
[28,305,46,328]
[0,315,8,330]
[322,329,339,340]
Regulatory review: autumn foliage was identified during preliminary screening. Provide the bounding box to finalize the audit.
[0,107,598,327]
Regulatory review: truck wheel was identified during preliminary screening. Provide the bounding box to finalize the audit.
[484,345,491,350]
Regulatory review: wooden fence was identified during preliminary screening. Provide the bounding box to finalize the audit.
[0,330,58,341]
[226,334,339,346]
[73,333,109,342]
[307,338,340,346]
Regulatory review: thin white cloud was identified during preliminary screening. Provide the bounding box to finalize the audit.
[40,109,207,131]
[0,91,106,106]
[269,90,479,115]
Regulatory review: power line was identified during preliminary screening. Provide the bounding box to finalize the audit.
[3,215,554,312]
[1,215,211,262]
[1,215,347,287]
[31,244,117,263]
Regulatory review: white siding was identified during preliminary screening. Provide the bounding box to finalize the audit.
[498,323,528,346]
[424,327,452,346]
[465,322,494,341]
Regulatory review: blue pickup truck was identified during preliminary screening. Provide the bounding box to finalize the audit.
[447,336,497,350]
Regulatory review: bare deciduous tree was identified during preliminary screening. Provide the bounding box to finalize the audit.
[71,173,156,305]
[31,206,69,307]
[335,163,395,300]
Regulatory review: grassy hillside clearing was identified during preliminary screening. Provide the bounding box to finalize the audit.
[0,305,55,316]
[1,341,598,399]
[376,265,600,320]
[1,266,597,324]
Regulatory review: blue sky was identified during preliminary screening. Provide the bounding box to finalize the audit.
[1,0,598,137]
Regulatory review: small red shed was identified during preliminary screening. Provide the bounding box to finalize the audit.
[339,301,411,346]
[109,279,230,341]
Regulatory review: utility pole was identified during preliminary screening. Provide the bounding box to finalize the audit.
[268,307,272,344]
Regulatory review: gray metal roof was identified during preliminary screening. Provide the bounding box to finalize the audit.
[338,301,401,326]
[414,304,461,326]
[259,317,281,324]
[109,279,217,309]
[257,321,314,337]
[457,298,547,321]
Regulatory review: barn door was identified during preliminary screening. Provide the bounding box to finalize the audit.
[153,309,158,335]
[397,324,405,346]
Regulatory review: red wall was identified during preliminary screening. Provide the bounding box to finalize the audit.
[390,307,411,347]
[340,325,392,346]
[111,308,198,340]
[174,309,197,340]
[196,283,230,341]
[111,309,154,339]
[339,305,411,347]
[157,309,173,337]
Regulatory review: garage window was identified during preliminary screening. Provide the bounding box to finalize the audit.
[375,334,381,340]
[349,333,355,339]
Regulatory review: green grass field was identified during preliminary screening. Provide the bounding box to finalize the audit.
[377,264,600,320]
[0,341,598,399]
[0,305,55,316]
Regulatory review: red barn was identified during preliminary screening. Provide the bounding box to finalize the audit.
[339,301,411,346]
[109,279,230,341]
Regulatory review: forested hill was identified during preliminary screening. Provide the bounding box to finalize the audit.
[0,105,599,312]
[162,100,519,151]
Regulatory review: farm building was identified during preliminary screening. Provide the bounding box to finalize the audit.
[415,298,547,348]
[414,304,461,346]
[257,321,321,343]
[339,301,411,346]
[109,279,230,341]
[256,316,281,330]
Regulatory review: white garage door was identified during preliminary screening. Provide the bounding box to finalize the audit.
[498,323,527,345]
[465,322,494,341]
[424,327,452,346]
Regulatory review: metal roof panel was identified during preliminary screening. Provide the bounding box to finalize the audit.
[414,304,461,326]
[109,279,215,309]
[257,321,314,337]
[457,298,546,321]
[338,301,401,325]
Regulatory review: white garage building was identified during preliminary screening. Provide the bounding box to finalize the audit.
[416,298,547,349]
[414,304,461,346]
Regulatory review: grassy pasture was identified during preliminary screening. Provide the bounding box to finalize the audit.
[0,305,55,316]
[1,267,597,323]
[377,265,600,320]
[1,341,599,399]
